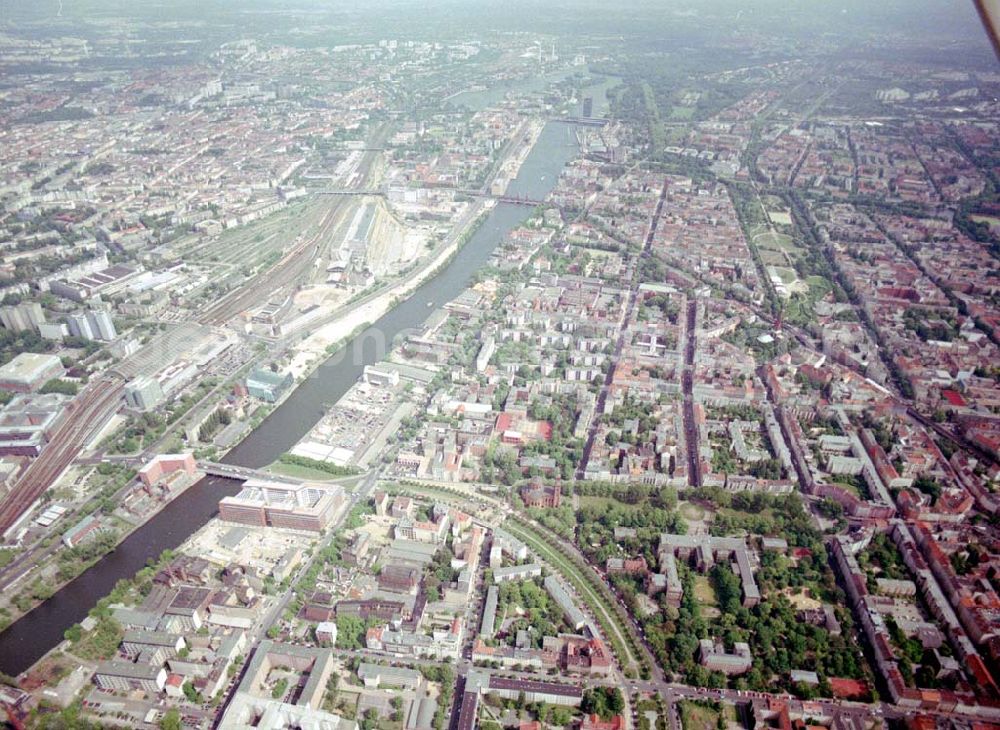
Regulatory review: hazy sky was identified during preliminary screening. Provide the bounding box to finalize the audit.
[0,0,990,53]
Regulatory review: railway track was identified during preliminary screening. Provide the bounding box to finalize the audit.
[199,122,396,327]
[198,200,346,326]
[0,375,124,536]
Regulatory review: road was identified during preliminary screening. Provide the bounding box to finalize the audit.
[333,634,951,727]
[576,178,668,479]
[680,298,701,487]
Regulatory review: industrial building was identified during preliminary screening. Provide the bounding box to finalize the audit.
[93,661,167,694]
[0,352,65,392]
[138,453,197,487]
[0,392,69,456]
[218,479,345,532]
[245,368,292,403]
[50,262,143,302]
[62,514,106,548]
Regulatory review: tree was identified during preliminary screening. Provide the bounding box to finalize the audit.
[361,708,379,730]
[160,708,182,730]
[581,687,624,720]
[550,707,573,726]
[182,681,203,704]
[607,687,625,715]
[40,379,78,396]
[336,615,366,649]
[272,677,289,699]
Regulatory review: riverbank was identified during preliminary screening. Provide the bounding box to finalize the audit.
[285,118,546,376]
[0,468,211,636]
[0,475,242,677]
[288,199,495,374]
[0,117,582,677]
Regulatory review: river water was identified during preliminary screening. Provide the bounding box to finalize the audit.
[0,119,581,676]
[450,71,619,118]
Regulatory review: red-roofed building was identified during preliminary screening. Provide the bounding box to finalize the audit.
[521,480,561,508]
[562,636,612,676]
[606,556,649,575]
[495,411,553,446]
[580,715,626,730]
[139,453,196,487]
[941,389,967,408]
[966,654,999,698]
[905,716,936,730]
[800,363,832,387]
[828,677,869,700]
[164,672,185,699]
[495,412,514,434]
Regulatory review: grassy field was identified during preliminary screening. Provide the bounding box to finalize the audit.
[693,575,718,606]
[679,701,721,730]
[266,461,349,481]
[578,495,616,510]
[805,275,832,292]
[578,495,646,513]
[971,214,1000,231]
[679,501,707,521]
[754,230,796,252]
[768,210,793,226]
[390,481,484,505]
[759,249,787,266]
[771,266,798,285]
[716,506,776,532]
[830,479,861,498]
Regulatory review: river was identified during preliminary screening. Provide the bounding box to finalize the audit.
[0,119,581,676]
[450,70,620,118]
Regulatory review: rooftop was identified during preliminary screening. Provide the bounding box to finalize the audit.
[0,352,62,382]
